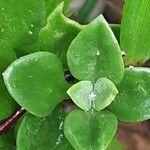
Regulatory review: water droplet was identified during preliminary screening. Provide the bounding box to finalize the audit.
[28,31,33,35]
[89,92,96,101]
[129,65,134,69]
[137,82,147,96]
[96,50,100,56]
[29,75,32,78]
[31,24,34,28]
[1,28,4,32]
[59,121,64,130]
[121,51,126,57]
[56,134,63,145]
[1,8,5,11]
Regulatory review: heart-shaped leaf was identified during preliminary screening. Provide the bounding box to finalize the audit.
[0,77,18,121]
[64,109,118,150]
[109,67,150,122]
[120,0,150,65]
[0,0,45,56]
[67,78,118,111]
[17,106,73,150]
[67,15,124,84]
[39,2,83,68]
[0,40,16,73]
[3,52,68,117]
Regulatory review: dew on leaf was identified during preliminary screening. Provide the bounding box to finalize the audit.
[121,51,126,57]
[28,31,33,35]
[97,50,100,56]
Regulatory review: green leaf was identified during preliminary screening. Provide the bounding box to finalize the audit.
[44,0,72,18]
[67,78,118,111]
[0,40,16,73]
[0,129,16,150]
[67,15,124,84]
[106,138,124,150]
[64,109,118,150]
[94,78,118,111]
[109,67,150,122]
[39,2,83,68]
[0,77,18,121]
[3,52,68,117]
[120,0,150,65]
[110,24,120,43]
[67,81,93,111]
[0,0,45,56]
[17,106,73,150]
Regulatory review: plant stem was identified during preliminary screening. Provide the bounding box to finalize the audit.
[0,107,26,135]
[75,0,100,23]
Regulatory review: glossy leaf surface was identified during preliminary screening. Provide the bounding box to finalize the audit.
[3,52,68,117]
[120,0,150,65]
[0,0,45,56]
[109,67,150,122]
[64,109,118,150]
[0,77,18,121]
[17,107,73,150]
[67,78,118,111]
[39,3,83,68]
[67,15,124,84]
[0,40,16,73]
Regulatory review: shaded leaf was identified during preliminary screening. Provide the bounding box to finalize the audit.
[3,52,68,117]
[110,24,120,43]
[17,106,73,150]
[109,67,150,122]
[0,77,18,121]
[0,40,16,73]
[0,129,15,150]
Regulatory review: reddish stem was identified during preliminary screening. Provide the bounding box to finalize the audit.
[0,107,26,135]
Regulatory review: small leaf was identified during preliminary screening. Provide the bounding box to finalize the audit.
[0,77,18,121]
[64,109,118,150]
[17,106,73,150]
[67,81,93,111]
[0,0,45,56]
[3,52,68,117]
[94,78,118,111]
[109,67,150,122]
[120,0,150,65]
[0,40,16,73]
[39,2,83,68]
[67,15,124,84]
[67,78,118,111]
